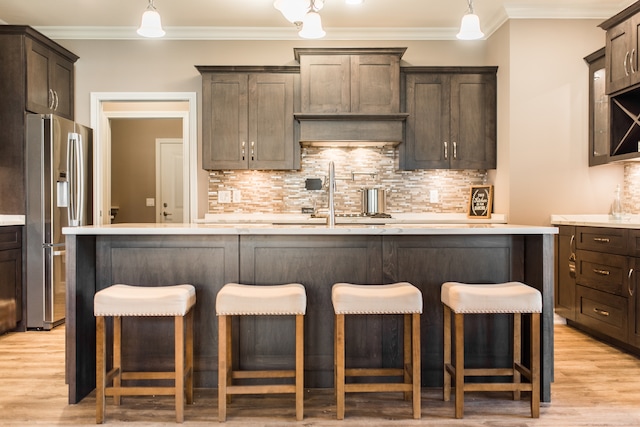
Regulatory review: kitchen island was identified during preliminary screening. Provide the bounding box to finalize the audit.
[63,222,557,404]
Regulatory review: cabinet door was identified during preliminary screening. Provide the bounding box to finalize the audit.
[50,52,74,120]
[300,55,350,113]
[0,248,21,334]
[201,73,248,170]
[25,38,53,115]
[449,73,497,169]
[606,19,634,94]
[401,73,450,169]
[629,257,640,347]
[556,226,576,321]
[248,73,295,169]
[351,54,400,114]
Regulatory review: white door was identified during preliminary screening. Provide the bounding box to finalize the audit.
[156,139,183,223]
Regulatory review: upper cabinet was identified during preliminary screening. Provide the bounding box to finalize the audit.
[585,48,610,166]
[295,47,405,114]
[600,3,640,95]
[400,67,497,170]
[197,67,300,170]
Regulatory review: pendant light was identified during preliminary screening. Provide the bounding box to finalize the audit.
[456,0,484,40]
[137,0,165,38]
[273,0,311,25]
[298,10,326,39]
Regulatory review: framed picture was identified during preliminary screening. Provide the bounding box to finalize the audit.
[467,185,494,219]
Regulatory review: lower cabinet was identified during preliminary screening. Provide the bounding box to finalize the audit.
[555,226,576,320]
[0,226,22,334]
[559,225,640,353]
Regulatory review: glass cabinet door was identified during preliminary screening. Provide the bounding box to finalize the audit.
[585,47,609,166]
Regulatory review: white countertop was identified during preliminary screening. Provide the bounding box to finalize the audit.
[0,215,25,226]
[551,214,640,229]
[63,221,556,236]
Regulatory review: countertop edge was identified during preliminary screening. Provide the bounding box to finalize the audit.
[550,214,640,229]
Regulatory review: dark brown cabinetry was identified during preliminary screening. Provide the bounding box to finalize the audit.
[295,48,404,114]
[0,26,78,214]
[400,67,497,170]
[602,15,640,95]
[197,67,299,170]
[585,48,609,166]
[0,226,23,334]
[555,226,576,321]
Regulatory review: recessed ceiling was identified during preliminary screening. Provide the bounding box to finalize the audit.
[0,0,635,40]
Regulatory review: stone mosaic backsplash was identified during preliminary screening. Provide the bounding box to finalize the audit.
[207,147,487,214]
[625,163,640,214]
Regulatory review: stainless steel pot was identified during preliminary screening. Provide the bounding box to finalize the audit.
[361,188,386,215]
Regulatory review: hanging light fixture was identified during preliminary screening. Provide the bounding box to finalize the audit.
[298,10,326,39]
[274,0,326,39]
[137,0,165,38]
[273,0,311,26]
[456,0,484,40]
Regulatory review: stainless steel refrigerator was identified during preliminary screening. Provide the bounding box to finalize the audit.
[26,114,92,330]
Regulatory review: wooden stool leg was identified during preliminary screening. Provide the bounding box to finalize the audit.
[513,313,522,401]
[454,312,464,419]
[335,314,345,420]
[218,315,228,422]
[403,314,411,401]
[531,313,541,418]
[175,315,185,423]
[113,316,122,406]
[186,309,194,405]
[412,313,421,419]
[96,316,106,424]
[443,305,451,402]
[295,314,304,421]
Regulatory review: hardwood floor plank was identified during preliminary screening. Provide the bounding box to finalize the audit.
[1,324,640,425]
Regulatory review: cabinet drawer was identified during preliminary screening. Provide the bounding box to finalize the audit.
[576,249,629,296]
[576,226,628,255]
[0,226,22,251]
[576,285,627,342]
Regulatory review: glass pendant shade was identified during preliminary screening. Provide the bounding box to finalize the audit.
[456,13,484,40]
[274,0,311,24]
[137,2,165,38]
[298,11,326,39]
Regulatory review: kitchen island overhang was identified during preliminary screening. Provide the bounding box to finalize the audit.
[63,223,557,405]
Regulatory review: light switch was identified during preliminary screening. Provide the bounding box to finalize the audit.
[146,198,155,207]
[218,190,231,203]
[430,189,439,203]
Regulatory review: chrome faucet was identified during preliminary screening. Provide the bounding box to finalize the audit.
[328,161,336,228]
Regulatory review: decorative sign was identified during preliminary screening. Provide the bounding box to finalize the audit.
[467,185,493,219]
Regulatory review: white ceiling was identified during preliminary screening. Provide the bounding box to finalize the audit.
[0,0,635,40]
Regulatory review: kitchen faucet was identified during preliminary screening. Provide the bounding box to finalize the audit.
[328,161,335,228]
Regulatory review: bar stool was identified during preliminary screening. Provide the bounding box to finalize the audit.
[94,284,196,424]
[331,282,422,420]
[441,281,542,418]
[215,283,306,422]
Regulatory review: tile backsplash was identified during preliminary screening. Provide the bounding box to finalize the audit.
[625,163,640,213]
[207,147,487,214]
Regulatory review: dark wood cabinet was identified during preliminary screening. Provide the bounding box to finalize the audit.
[197,67,300,170]
[600,1,640,95]
[584,48,609,166]
[400,67,497,170]
[25,37,75,120]
[295,48,404,114]
[555,225,576,321]
[0,226,22,334]
[0,26,77,214]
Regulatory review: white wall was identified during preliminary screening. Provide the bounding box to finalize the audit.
[57,23,628,224]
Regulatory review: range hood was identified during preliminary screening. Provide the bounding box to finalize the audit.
[295,113,408,148]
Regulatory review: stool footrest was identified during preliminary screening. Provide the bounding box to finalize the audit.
[463,383,533,393]
[232,369,295,379]
[105,386,180,397]
[345,383,414,393]
[345,368,405,377]
[227,384,296,395]
[122,371,177,380]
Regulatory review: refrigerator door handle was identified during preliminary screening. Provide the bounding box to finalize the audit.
[67,132,85,227]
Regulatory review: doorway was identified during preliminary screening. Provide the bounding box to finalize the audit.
[90,92,197,225]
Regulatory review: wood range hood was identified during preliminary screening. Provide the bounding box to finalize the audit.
[294,47,407,148]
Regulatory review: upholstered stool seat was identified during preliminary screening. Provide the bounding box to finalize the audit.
[216,283,306,422]
[94,284,196,424]
[441,281,542,418]
[331,282,422,420]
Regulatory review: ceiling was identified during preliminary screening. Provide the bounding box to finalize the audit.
[0,0,636,40]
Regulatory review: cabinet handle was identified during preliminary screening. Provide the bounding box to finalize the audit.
[632,49,637,74]
[592,237,610,243]
[624,51,630,76]
[251,141,255,161]
[593,307,610,317]
[593,268,610,276]
[241,141,246,160]
[444,141,448,160]
[53,90,59,111]
[453,141,457,159]
[48,89,55,109]
[569,234,576,261]
[629,268,635,297]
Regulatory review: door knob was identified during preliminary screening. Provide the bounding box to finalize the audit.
[163,211,172,217]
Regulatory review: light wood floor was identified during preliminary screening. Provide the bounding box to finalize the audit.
[2,323,640,426]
